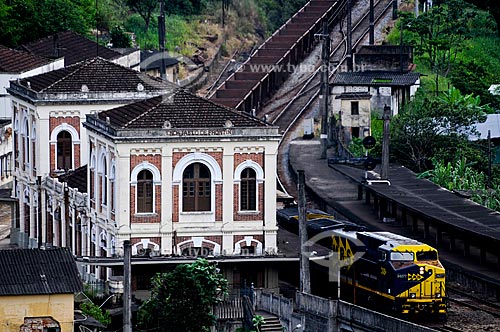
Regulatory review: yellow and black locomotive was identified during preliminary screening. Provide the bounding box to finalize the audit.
[333,229,447,316]
[276,207,447,316]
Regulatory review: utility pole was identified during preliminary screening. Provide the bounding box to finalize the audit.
[488,130,492,189]
[222,0,225,28]
[381,105,391,180]
[318,22,331,159]
[96,0,99,57]
[158,0,166,80]
[37,176,42,248]
[123,240,132,332]
[158,0,167,80]
[297,170,310,294]
[369,0,374,45]
[415,0,419,17]
[392,0,398,19]
[346,0,353,71]
[64,183,71,249]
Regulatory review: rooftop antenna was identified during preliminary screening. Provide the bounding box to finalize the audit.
[96,0,99,57]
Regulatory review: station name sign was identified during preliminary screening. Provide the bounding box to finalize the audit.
[165,128,233,136]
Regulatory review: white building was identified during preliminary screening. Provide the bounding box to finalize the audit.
[8,57,282,291]
[7,57,173,248]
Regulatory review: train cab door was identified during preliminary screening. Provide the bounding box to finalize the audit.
[377,250,390,294]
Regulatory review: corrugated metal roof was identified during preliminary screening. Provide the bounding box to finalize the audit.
[332,71,420,86]
[0,247,82,296]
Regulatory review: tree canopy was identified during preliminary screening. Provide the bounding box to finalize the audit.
[0,0,95,47]
[391,87,490,172]
[137,258,228,332]
[403,0,477,93]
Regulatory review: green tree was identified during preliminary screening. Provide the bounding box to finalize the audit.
[391,88,489,172]
[465,0,500,36]
[79,301,111,326]
[110,26,132,47]
[138,258,228,332]
[405,0,477,93]
[126,0,158,31]
[0,0,95,47]
[449,60,500,109]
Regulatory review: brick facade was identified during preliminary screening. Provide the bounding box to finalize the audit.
[130,237,161,246]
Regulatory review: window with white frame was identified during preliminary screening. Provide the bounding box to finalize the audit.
[130,161,161,215]
[183,163,211,212]
[234,160,264,213]
[31,126,36,173]
[22,119,29,170]
[99,154,107,206]
[89,151,96,201]
[56,130,72,170]
[137,169,153,213]
[110,161,116,212]
[240,168,257,211]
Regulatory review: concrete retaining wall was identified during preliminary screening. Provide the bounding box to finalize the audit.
[255,290,439,332]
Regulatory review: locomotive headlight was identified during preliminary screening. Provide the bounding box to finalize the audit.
[436,293,441,298]
[419,266,425,275]
[410,293,416,299]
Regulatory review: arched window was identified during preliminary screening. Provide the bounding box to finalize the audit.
[100,156,107,206]
[137,169,153,213]
[183,163,211,212]
[240,168,257,210]
[31,126,36,173]
[56,130,72,170]
[110,162,116,212]
[22,119,29,170]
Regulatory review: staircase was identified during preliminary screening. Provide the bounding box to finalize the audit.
[259,313,284,332]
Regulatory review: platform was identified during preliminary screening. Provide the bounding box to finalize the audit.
[288,138,500,293]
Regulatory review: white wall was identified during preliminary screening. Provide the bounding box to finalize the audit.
[0,58,64,119]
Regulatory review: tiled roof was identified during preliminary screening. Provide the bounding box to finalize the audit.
[0,247,82,296]
[59,165,87,193]
[18,31,121,66]
[332,71,420,87]
[17,57,171,93]
[97,89,269,129]
[0,45,51,73]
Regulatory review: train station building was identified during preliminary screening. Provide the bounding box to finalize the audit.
[7,57,283,294]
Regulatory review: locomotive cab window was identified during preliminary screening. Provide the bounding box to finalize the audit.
[416,250,437,261]
[390,251,414,261]
[378,250,387,262]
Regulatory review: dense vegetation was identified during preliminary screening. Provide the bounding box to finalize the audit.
[0,0,96,46]
[382,0,500,210]
[0,0,307,58]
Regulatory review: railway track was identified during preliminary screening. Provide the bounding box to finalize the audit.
[268,0,393,131]
[448,286,500,318]
[422,286,500,332]
[262,0,393,195]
